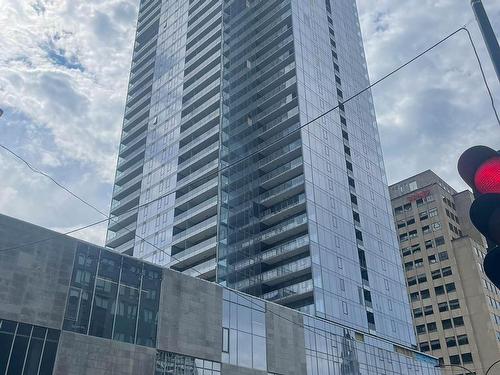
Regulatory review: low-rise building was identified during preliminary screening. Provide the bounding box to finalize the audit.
[0,213,440,375]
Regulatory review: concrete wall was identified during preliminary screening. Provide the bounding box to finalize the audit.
[157,268,223,362]
[0,214,75,329]
[54,331,156,375]
[266,302,307,375]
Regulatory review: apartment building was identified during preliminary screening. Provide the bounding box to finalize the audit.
[390,170,500,375]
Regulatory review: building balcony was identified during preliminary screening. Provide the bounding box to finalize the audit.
[261,279,313,305]
[174,196,218,228]
[115,159,143,186]
[177,142,219,177]
[259,174,305,207]
[170,236,217,270]
[260,213,307,245]
[179,109,219,142]
[176,159,218,193]
[106,225,136,249]
[260,157,303,190]
[178,126,219,160]
[175,177,218,210]
[260,194,306,225]
[110,189,141,216]
[108,209,138,232]
[108,237,135,255]
[171,215,218,248]
[116,144,146,172]
[182,258,217,280]
[112,174,142,201]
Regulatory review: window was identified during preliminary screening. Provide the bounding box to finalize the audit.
[429,208,438,217]
[445,283,456,293]
[442,319,453,329]
[415,259,424,268]
[450,355,461,365]
[428,255,437,264]
[446,337,457,347]
[407,218,416,226]
[395,206,403,215]
[425,240,433,249]
[404,203,412,212]
[457,334,469,346]
[424,305,434,316]
[400,233,408,242]
[417,274,427,283]
[453,317,465,327]
[222,328,229,353]
[435,236,445,246]
[405,262,414,271]
[438,302,449,312]
[402,247,411,257]
[438,251,449,261]
[449,299,460,310]
[410,292,420,301]
[412,244,422,253]
[422,225,431,234]
[432,222,442,231]
[421,289,430,299]
[435,286,445,295]
[397,221,406,229]
[416,198,425,207]
[416,325,426,334]
[419,342,430,352]
[419,211,429,221]
[407,276,417,286]
[409,230,418,239]
[432,270,442,280]
[430,339,441,350]
[427,322,437,332]
[442,267,452,277]
[413,308,423,318]
[461,353,473,364]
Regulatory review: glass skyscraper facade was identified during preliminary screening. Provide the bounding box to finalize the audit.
[107,0,415,347]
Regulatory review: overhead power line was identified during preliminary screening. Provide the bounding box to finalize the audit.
[0,24,497,258]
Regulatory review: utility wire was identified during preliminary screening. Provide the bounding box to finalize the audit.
[0,23,494,256]
[2,25,490,362]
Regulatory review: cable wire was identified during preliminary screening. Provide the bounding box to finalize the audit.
[0,24,492,257]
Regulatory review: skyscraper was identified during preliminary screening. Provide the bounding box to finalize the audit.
[107,0,414,346]
[390,170,500,374]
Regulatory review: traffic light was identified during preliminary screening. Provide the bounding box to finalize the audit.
[458,146,500,287]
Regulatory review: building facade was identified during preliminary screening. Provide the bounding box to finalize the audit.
[0,214,440,375]
[106,0,414,347]
[390,170,500,375]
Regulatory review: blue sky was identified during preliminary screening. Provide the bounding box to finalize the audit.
[0,0,499,245]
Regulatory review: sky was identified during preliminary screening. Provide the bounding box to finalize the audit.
[0,0,499,245]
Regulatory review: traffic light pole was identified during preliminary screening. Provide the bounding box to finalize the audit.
[471,0,500,82]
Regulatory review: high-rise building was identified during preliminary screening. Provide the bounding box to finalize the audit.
[390,170,500,374]
[107,0,414,346]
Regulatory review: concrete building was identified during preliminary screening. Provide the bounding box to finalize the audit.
[106,0,415,348]
[0,214,441,375]
[390,170,500,375]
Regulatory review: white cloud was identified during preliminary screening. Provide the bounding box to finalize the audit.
[0,0,498,246]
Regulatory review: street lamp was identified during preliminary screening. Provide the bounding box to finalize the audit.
[485,358,500,375]
[434,363,474,374]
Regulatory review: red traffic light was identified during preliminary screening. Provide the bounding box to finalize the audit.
[474,156,500,194]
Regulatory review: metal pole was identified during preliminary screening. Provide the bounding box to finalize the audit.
[471,0,500,82]
[485,358,500,375]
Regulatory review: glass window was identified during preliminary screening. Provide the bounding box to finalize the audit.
[453,317,465,327]
[430,339,441,350]
[417,274,427,283]
[450,355,461,365]
[425,240,433,249]
[435,286,445,295]
[121,258,142,288]
[438,302,449,312]
[445,283,456,293]
[446,337,457,347]
[413,308,423,318]
[448,299,460,310]
[416,325,426,334]
[442,319,453,330]
[407,276,417,286]
[432,270,442,280]
[435,236,445,246]
[419,342,429,352]
[98,251,121,282]
[427,322,437,332]
[424,305,434,316]
[461,353,473,364]
[457,334,469,345]
[442,267,452,277]
[421,289,430,299]
[89,278,118,339]
[438,251,449,261]
[428,255,437,264]
[113,286,139,343]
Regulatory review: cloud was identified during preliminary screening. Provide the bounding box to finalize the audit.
[357,0,500,191]
[0,0,138,243]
